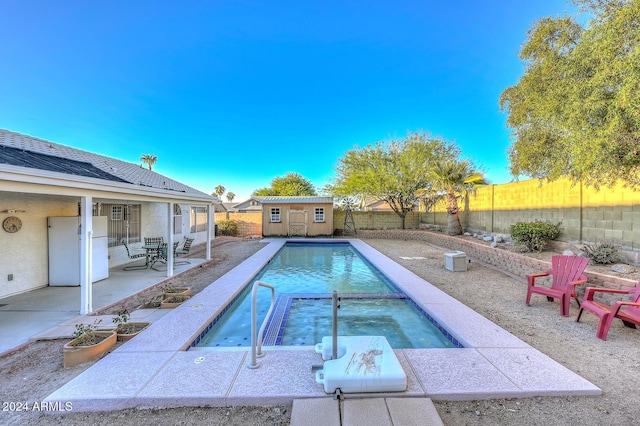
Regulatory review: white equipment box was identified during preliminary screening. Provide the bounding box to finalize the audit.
[444,251,467,272]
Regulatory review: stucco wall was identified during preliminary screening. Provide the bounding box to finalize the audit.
[110,202,211,266]
[0,193,78,298]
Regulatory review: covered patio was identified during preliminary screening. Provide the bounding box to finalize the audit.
[1,129,216,348]
[0,256,207,355]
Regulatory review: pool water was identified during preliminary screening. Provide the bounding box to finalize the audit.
[195,243,458,349]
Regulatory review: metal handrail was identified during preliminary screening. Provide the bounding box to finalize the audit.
[247,280,276,369]
[332,290,339,360]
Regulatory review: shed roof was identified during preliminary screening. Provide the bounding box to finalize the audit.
[255,196,334,204]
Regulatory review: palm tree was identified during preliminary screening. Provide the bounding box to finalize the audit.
[140,154,157,171]
[213,185,226,198]
[431,160,487,235]
[226,192,236,202]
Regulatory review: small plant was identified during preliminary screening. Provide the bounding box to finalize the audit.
[73,320,102,341]
[112,306,130,327]
[217,220,238,236]
[72,323,97,339]
[510,220,561,252]
[581,242,626,265]
[161,283,178,293]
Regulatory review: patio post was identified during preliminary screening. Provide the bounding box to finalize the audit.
[167,202,174,277]
[80,196,93,314]
[206,204,212,260]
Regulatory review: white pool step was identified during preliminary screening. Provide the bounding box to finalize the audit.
[314,336,407,394]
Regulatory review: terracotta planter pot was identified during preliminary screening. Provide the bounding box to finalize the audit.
[115,322,151,341]
[160,295,191,309]
[162,287,191,298]
[63,331,117,368]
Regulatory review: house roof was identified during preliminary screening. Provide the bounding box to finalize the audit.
[255,196,334,204]
[0,129,212,202]
[0,144,129,183]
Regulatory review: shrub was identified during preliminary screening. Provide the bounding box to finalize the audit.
[581,242,626,265]
[510,220,561,252]
[217,220,238,236]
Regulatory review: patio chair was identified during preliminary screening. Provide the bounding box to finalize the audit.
[525,255,589,317]
[121,238,148,270]
[144,236,164,245]
[576,284,640,340]
[174,237,194,265]
[144,236,164,262]
[151,241,180,271]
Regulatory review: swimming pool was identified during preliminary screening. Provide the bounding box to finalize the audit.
[45,238,601,411]
[194,242,460,349]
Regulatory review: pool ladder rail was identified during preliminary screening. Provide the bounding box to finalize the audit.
[247,280,276,369]
[247,285,340,369]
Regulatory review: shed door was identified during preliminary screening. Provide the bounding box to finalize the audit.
[288,210,307,236]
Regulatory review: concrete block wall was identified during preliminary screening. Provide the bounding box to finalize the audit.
[355,229,636,291]
[334,211,420,230]
[422,178,640,254]
[216,212,262,238]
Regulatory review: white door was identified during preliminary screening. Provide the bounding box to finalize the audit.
[48,217,80,286]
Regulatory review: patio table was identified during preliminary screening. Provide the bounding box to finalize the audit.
[141,243,162,268]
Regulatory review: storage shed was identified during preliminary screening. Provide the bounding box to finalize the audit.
[258,196,334,237]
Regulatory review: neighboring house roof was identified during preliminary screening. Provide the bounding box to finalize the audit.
[214,202,237,212]
[0,129,212,202]
[232,198,264,212]
[256,196,334,204]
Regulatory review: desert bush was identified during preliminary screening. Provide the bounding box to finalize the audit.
[217,220,238,236]
[581,242,626,264]
[510,220,561,252]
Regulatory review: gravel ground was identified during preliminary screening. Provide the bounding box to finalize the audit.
[1,236,639,425]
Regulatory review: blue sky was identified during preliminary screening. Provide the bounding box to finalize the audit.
[1,1,576,201]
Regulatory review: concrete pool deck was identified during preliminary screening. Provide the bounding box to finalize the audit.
[44,238,600,412]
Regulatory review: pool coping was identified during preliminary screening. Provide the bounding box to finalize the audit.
[44,238,601,412]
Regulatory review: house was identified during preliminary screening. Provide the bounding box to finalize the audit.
[0,129,214,313]
[232,197,263,213]
[259,196,334,237]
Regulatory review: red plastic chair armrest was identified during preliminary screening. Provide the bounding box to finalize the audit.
[569,277,588,287]
[528,271,551,287]
[584,287,634,300]
[529,271,551,279]
[611,301,640,316]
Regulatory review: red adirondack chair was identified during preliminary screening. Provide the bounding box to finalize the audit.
[576,284,640,340]
[525,255,589,317]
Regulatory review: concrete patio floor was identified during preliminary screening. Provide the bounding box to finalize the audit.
[0,258,207,355]
[42,239,601,413]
